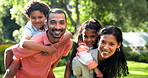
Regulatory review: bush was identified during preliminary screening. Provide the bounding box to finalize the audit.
[125,51,140,61]
[0,44,14,74]
[139,52,148,63]
[124,46,148,63]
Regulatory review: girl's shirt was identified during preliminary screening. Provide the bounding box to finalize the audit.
[72,48,98,78]
[76,46,98,70]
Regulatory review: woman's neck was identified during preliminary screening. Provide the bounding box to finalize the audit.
[98,53,105,63]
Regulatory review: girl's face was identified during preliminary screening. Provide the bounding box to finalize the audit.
[98,34,121,59]
[82,28,98,47]
[29,10,46,29]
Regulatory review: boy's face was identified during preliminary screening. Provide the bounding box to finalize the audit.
[47,13,67,39]
[29,10,46,29]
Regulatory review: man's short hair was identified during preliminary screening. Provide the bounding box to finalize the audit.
[47,8,66,22]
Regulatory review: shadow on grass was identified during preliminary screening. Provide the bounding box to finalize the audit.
[125,61,148,78]
[54,66,65,78]
[125,73,148,78]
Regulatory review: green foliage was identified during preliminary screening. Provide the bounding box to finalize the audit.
[56,57,68,67]
[12,27,23,43]
[90,0,147,32]
[124,50,148,63]
[139,52,148,63]
[0,0,147,43]
[0,28,4,42]
[125,51,141,61]
[0,0,12,42]
[0,44,14,74]
[2,16,20,41]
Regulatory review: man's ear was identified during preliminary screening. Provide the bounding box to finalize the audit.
[26,17,30,21]
[97,40,100,46]
[45,21,49,28]
[98,40,100,43]
[65,21,68,27]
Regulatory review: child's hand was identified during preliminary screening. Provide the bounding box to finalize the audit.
[77,43,88,52]
[40,51,50,55]
[41,44,57,55]
[94,68,103,78]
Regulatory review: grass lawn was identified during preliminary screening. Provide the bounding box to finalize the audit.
[0,61,148,78]
[53,61,148,78]
[124,61,148,78]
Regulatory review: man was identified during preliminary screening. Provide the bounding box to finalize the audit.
[12,9,72,78]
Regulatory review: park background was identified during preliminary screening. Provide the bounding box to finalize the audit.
[0,0,148,78]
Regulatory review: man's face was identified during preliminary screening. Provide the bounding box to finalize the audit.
[47,13,67,39]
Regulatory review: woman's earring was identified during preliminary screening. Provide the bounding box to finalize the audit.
[97,43,99,46]
[117,48,120,52]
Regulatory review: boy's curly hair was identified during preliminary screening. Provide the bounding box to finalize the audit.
[24,0,50,17]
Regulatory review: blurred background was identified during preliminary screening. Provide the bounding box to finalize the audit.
[0,0,147,77]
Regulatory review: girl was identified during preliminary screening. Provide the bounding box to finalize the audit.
[64,19,102,78]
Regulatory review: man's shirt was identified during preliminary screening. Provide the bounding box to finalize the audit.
[12,31,72,78]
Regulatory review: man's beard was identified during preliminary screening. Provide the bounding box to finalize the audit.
[48,28,65,39]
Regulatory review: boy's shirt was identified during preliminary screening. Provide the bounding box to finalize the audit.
[22,21,47,37]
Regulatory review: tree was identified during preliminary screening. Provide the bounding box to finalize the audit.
[91,0,147,32]
[0,0,21,42]
[0,0,147,43]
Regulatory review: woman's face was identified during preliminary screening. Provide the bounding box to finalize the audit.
[82,28,98,47]
[98,34,121,59]
[29,10,46,29]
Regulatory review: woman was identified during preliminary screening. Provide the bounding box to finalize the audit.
[72,26,129,78]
